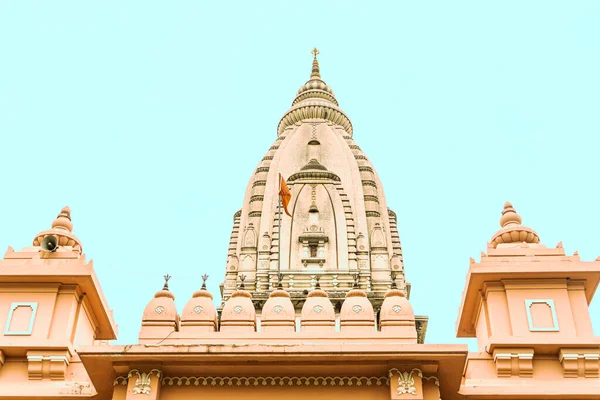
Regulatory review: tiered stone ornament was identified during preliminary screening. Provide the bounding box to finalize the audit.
[33,206,83,255]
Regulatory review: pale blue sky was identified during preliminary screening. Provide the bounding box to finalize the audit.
[1,2,598,348]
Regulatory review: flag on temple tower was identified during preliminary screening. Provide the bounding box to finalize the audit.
[278,173,292,217]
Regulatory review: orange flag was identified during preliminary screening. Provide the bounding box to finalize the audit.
[278,173,292,217]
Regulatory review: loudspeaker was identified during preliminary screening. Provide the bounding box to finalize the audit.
[41,235,59,252]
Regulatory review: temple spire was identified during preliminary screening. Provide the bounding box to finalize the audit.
[310,47,321,79]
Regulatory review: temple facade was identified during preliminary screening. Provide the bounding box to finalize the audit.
[0,51,599,399]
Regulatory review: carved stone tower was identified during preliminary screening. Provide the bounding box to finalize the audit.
[220,50,428,341]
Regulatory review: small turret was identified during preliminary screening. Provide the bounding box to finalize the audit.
[261,275,295,332]
[139,275,179,341]
[180,274,218,334]
[340,274,375,332]
[379,273,417,341]
[300,276,335,333]
[220,275,256,332]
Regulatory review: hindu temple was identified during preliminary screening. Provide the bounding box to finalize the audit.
[0,50,598,399]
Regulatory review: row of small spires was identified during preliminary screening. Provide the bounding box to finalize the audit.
[140,269,414,337]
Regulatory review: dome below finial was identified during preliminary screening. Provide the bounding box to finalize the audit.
[278,50,353,136]
[33,206,82,254]
[491,202,540,248]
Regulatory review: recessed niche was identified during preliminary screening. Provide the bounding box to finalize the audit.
[525,299,559,332]
[4,302,38,335]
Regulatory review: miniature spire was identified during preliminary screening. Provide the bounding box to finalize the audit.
[310,47,321,79]
[51,206,73,232]
[163,274,171,291]
[201,274,208,290]
[499,201,522,227]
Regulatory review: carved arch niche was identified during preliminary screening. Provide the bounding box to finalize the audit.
[288,183,339,271]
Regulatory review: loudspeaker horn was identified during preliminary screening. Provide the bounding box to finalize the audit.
[41,235,59,252]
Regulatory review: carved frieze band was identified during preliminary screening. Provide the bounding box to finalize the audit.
[116,375,388,387]
[162,376,388,387]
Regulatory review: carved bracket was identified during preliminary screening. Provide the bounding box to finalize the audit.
[492,348,534,378]
[559,349,600,378]
[128,369,162,395]
[26,351,70,380]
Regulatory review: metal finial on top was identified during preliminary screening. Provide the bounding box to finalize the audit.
[238,274,246,289]
[310,48,321,79]
[201,274,209,290]
[277,273,284,290]
[163,274,171,291]
[314,275,321,289]
[390,271,397,289]
[352,273,359,289]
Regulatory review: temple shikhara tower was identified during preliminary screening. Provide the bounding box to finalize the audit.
[220,48,427,340]
[0,51,599,400]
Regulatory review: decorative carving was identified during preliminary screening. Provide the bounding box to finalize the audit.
[114,376,128,386]
[155,306,164,314]
[313,305,323,313]
[162,376,388,387]
[396,370,418,395]
[388,368,434,397]
[128,369,162,395]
